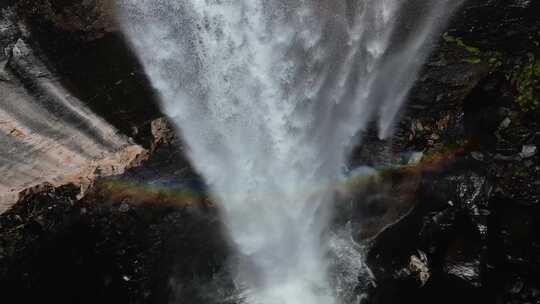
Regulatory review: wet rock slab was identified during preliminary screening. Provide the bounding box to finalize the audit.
[0,3,162,213]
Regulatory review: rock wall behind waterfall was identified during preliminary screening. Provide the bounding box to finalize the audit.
[0,4,158,213]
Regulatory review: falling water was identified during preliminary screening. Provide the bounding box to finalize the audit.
[116,1,461,303]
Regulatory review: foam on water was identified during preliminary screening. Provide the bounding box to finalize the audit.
[116,1,461,303]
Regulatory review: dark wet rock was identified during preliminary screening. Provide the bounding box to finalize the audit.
[363,162,493,304]
[0,139,234,304]
[361,12,540,303]
[151,117,175,153]
[358,2,540,300]
[361,65,538,302]
[343,165,422,242]
[0,8,19,60]
[85,127,202,209]
[444,260,481,288]
[450,0,540,54]
[16,0,116,41]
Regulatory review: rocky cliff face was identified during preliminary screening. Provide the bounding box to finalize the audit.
[350,1,540,303]
[0,1,539,303]
[0,2,159,212]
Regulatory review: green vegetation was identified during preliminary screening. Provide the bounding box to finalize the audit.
[462,57,482,64]
[512,53,540,112]
[442,33,480,54]
[488,55,503,69]
[442,33,503,68]
[443,33,539,112]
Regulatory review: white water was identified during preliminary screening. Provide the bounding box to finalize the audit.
[116,1,461,303]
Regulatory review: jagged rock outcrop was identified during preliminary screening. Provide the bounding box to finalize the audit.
[355,1,540,303]
[0,36,149,213]
[0,3,164,213]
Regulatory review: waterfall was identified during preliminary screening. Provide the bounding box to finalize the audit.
[116,1,461,303]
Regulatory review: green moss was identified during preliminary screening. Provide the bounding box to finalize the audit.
[512,53,540,112]
[463,57,482,64]
[443,33,503,68]
[488,52,504,69]
[443,33,480,54]
[442,33,540,112]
